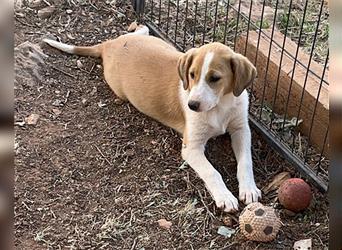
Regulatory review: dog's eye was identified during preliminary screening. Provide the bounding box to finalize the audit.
[210,75,221,82]
[190,72,195,79]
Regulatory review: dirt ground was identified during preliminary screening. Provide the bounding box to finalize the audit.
[14,1,328,249]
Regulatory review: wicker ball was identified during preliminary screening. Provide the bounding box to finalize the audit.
[239,202,281,242]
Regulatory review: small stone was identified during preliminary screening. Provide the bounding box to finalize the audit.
[66,9,73,14]
[114,98,124,105]
[25,114,40,125]
[76,60,83,69]
[222,216,233,227]
[52,99,62,106]
[217,226,236,238]
[52,108,61,116]
[157,219,172,229]
[38,6,56,19]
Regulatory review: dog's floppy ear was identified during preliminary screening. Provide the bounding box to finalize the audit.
[177,48,197,90]
[230,54,257,97]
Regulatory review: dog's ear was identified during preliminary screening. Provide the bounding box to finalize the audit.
[177,48,197,90]
[230,54,257,97]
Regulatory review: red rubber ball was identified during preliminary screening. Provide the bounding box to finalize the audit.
[278,178,312,212]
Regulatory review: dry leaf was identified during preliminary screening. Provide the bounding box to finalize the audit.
[263,172,291,194]
[157,219,172,229]
[25,114,40,125]
[127,21,138,32]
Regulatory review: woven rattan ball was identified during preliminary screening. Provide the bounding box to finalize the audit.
[239,202,281,242]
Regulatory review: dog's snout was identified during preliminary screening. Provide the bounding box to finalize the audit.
[188,101,200,111]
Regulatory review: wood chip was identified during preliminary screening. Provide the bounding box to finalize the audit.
[127,21,138,32]
[157,219,172,229]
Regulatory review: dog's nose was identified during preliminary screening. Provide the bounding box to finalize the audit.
[188,101,200,111]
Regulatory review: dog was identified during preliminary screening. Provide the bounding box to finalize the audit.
[43,25,261,212]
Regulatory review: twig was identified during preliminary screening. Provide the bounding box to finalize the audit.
[48,63,76,79]
[94,145,113,166]
[130,237,138,250]
[197,190,216,220]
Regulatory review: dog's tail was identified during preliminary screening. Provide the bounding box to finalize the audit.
[43,38,102,58]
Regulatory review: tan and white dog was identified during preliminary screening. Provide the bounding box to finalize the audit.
[43,26,261,212]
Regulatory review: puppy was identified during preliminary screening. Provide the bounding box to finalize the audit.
[43,26,261,212]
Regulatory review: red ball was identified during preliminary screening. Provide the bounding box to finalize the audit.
[278,178,312,212]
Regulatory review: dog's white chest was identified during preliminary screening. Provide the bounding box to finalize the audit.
[207,109,231,137]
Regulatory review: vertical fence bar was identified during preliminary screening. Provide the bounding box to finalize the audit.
[158,0,162,27]
[291,0,325,150]
[269,0,293,129]
[192,0,199,47]
[212,0,219,42]
[304,51,329,163]
[243,0,253,55]
[150,0,153,22]
[249,0,266,113]
[165,0,171,35]
[280,0,309,140]
[222,0,230,44]
[202,0,209,45]
[233,0,242,51]
[174,0,180,43]
[259,0,280,120]
[183,0,189,51]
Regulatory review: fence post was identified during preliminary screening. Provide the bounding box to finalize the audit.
[132,0,146,22]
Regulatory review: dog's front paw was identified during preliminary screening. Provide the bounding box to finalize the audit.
[212,189,239,213]
[239,183,262,204]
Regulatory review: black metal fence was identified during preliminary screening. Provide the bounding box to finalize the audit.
[132,0,329,191]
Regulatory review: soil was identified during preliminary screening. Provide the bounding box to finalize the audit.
[15,1,328,249]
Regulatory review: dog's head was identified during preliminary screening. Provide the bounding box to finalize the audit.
[177,43,257,112]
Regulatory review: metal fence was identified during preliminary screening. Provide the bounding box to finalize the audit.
[132,0,329,192]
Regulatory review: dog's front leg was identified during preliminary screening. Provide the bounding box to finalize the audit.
[182,144,238,212]
[230,124,261,204]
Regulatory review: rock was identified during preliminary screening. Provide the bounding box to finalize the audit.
[25,114,40,125]
[293,238,312,250]
[114,98,124,105]
[222,216,233,227]
[76,60,83,69]
[217,226,236,238]
[66,9,73,14]
[52,108,61,116]
[38,6,56,19]
[157,219,172,229]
